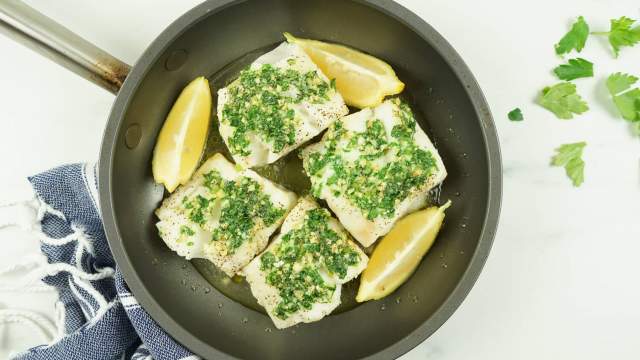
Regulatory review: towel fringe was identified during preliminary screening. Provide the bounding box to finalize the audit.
[0,308,57,342]
[0,195,112,352]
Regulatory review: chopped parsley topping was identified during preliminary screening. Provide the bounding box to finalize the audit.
[181,170,285,254]
[303,99,437,220]
[179,225,195,236]
[259,207,361,320]
[221,63,333,157]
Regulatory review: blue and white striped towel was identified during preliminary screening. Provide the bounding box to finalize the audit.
[5,163,198,360]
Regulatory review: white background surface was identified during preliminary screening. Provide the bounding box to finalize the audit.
[1,0,639,359]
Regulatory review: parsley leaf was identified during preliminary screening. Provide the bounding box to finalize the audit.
[555,16,590,55]
[606,72,638,94]
[612,89,640,121]
[538,82,589,119]
[553,58,594,80]
[606,72,640,122]
[551,142,587,187]
[508,108,524,121]
[593,17,640,57]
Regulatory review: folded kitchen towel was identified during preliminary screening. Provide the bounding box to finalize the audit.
[6,163,198,360]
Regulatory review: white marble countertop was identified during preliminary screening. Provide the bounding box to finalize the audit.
[1,0,639,359]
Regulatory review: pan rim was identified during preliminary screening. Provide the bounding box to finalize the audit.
[98,0,502,359]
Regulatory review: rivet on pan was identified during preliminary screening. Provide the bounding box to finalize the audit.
[124,124,141,149]
[165,49,188,71]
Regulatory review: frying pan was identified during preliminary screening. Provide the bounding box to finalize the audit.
[0,0,502,358]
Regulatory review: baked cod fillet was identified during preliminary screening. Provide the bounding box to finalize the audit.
[301,99,447,247]
[244,198,368,329]
[217,41,348,168]
[155,153,297,277]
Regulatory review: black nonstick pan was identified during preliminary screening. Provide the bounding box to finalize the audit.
[0,0,502,359]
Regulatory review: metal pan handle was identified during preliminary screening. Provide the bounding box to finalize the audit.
[0,0,131,94]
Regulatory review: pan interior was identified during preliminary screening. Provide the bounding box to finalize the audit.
[190,43,440,316]
[106,0,494,359]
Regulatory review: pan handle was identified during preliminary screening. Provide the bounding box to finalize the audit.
[0,0,131,94]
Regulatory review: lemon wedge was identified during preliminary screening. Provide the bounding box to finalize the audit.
[152,76,212,192]
[284,32,404,109]
[356,200,452,302]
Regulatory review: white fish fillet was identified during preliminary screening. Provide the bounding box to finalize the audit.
[155,153,297,276]
[244,198,368,329]
[217,42,348,168]
[301,99,447,247]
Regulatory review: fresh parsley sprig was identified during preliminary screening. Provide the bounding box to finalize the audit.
[553,58,594,81]
[551,142,587,187]
[511,15,640,187]
[606,72,640,124]
[555,16,590,55]
[592,17,640,57]
[538,82,589,119]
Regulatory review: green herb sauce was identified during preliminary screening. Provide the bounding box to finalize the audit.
[221,63,333,157]
[259,207,361,320]
[179,225,195,236]
[304,99,438,220]
[181,170,285,254]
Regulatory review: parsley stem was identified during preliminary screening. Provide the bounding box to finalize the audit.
[590,31,609,35]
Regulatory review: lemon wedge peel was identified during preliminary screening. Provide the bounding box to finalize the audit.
[284,32,405,108]
[152,76,212,193]
[356,200,452,302]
